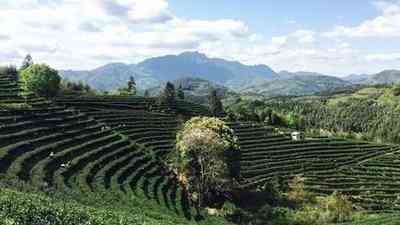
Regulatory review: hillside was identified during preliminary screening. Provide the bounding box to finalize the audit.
[2,69,400,224]
[343,70,400,85]
[242,74,350,97]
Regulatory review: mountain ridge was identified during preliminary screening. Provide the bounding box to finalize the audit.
[59,51,400,97]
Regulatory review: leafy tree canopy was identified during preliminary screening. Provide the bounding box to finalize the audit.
[20,64,61,98]
[169,117,240,211]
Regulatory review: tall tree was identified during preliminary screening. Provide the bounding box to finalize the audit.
[20,54,33,71]
[169,117,240,216]
[209,89,224,116]
[127,76,137,95]
[159,82,176,109]
[177,84,185,100]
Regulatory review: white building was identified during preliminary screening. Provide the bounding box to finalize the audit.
[291,131,304,141]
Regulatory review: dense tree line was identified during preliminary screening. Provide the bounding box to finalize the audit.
[226,99,304,129]
[265,97,400,143]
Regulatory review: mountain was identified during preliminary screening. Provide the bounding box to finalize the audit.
[243,73,350,97]
[61,52,400,98]
[60,63,159,92]
[137,51,278,89]
[365,70,400,84]
[343,74,370,84]
[60,51,278,91]
[343,70,400,85]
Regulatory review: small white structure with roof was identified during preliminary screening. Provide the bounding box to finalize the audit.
[291,131,304,141]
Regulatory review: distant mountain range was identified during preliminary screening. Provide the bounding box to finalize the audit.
[60,51,400,98]
[244,72,350,96]
[343,70,400,85]
[60,51,277,92]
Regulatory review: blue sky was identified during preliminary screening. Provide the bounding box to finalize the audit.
[1,0,400,76]
[169,0,376,34]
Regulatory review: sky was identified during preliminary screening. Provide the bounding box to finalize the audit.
[1,0,400,76]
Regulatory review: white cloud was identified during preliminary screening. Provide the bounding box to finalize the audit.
[366,53,400,61]
[271,36,288,46]
[82,0,173,24]
[1,0,400,76]
[292,30,315,43]
[325,0,400,38]
[0,34,10,40]
[0,0,252,69]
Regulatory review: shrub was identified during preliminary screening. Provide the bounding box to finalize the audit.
[392,83,400,96]
[285,112,305,130]
[286,176,314,205]
[288,192,354,225]
[322,192,354,223]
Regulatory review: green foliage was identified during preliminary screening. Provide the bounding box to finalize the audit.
[127,76,137,95]
[60,80,95,96]
[228,205,291,225]
[117,76,137,96]
[20,64,61,98]
[392,83,400,96]
[0,188,232,225]
[170,117,240,210]
[0,103,32,110]
[265,90,400,144]
[226,99,286,126]
[286,176,315,205]
[270,111,284,126]
[285,112,305,130]
[288,192,354,225]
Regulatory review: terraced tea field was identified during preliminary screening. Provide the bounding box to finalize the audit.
[0,106,196,219]
[2,73,400,224]
[56,96,210,116]
[228,122,400,212]
[0,72,49,107]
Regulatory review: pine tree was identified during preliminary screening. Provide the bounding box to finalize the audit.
[127,76,137,95]
[21,54,33,71]
[159,82,176,110]
[209,89,224,116]
[177,85,185,100]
